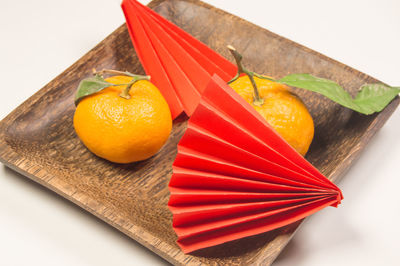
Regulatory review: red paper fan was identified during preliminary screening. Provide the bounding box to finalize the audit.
[121,0,237,119]
[168,75,343,253]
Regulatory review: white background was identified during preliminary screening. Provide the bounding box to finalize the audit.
[1,0,399,265]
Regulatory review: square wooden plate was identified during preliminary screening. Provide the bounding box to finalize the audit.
[0,0,398,265]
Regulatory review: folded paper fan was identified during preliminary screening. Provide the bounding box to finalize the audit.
[168,75,343,253]
[121,0,237,119]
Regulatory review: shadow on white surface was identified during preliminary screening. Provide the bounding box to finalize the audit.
[275,109,400,266]
[0,166,170,266]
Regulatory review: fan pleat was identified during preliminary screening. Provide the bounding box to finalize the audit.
[189,97,338,190]
[121,0,184,118]
[174,147,336,191]
[122,0,237,118]
[129,0,237,79]
[169,188,336,207]
[136,12,201,115]
[179,124,336,191]
[170,196,327,226]
[195,76,342,194]
[135,5,216,94]
[173,195,336,238]
[176,196,337,253]
[169,75,343,253]
[170,167,332,193]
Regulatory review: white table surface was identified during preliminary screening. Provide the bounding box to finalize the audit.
[1,0,399,265]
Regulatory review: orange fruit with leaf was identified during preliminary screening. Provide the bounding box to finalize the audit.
[229,75,314,156]
[73,71,172,163]
[226,45,400,156]
[227,46,314,156]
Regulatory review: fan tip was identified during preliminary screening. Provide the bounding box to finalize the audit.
[176,239,204,254]
[332,189,343,207]
[120,0,130,6]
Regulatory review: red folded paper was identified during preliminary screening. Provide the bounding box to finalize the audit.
[121,0,237,119]
[168,75,343,253]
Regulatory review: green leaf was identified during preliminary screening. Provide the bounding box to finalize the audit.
[278,74,400,115]
[278,74,357,110]
[74,75,114,106]
[353,84,400,114]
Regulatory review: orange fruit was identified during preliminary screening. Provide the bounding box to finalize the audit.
[229,75,314,156]
[73,75,172,163]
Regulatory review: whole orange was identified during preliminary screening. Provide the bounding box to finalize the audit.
[73,75,172,163]
[229,75,314,156]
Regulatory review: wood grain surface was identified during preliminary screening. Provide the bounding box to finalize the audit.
[0,0,398,265]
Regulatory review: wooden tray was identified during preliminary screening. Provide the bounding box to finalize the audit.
[0,0,398,265]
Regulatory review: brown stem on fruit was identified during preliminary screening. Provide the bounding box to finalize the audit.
[95,69,150,80]
[93,69,150,100]
[227,45,264,106]
[119,82,135,99]
[119,75,151,100]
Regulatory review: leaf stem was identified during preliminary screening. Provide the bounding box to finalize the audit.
[253,72,276,82]
[227,45,264,106]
